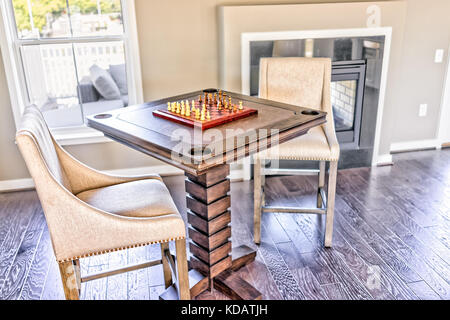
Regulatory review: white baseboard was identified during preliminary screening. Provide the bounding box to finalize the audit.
[0,164,244,192]
[390,139,439,153]
[0,178,35,192]
[374,154,393,166]
[229,169,245,182]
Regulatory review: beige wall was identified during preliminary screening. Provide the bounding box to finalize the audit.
[0,0,449,182]
[390,0,450,142]
[135,0,383,101]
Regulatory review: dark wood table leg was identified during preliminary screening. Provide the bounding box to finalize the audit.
[187,164,261,299]
[185,165,232,286]
[160,164,261,300]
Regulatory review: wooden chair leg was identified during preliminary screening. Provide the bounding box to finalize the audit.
[261,160,266,206]
[175,239,190,300]
[253,157,262,244]
[317,161,326,208]
[58,260,80,300]
[73,259,81,296]
[160,242,173,289]
[325,161,338,247]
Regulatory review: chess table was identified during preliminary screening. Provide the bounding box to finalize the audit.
[87,89,326,300]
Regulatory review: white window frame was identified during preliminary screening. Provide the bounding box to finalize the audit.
[0,0,143,145]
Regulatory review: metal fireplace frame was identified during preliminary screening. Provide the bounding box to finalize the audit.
[332,60,366,150]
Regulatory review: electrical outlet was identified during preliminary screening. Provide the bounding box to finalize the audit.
[419,104,428,117]
[435,49,444,63]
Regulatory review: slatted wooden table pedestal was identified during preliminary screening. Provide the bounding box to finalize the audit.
[160,164,260,300]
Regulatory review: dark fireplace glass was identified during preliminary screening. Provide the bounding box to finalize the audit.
[331,79,358,132]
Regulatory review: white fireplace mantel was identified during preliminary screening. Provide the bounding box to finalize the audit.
[240,27,392,169]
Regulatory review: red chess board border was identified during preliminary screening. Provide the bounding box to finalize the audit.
[153,107,258,130]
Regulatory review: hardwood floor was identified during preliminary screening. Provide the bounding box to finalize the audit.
[0,149,449,300]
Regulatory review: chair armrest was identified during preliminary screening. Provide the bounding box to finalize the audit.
[321,71,340,161]
[53,137,163,194]
[323,122,340,161]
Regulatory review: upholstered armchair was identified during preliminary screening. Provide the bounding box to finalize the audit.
[253,57,340,247]
[16,105,190,300]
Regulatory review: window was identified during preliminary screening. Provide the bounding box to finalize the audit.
[0,0,142,142]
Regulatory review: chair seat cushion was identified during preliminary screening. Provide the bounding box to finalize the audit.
[255,126,338,161]
[76,179,179,218]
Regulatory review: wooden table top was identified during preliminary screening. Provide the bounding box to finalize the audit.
[87,89,326,174]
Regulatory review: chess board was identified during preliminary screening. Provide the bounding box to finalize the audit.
[153,99,258,130]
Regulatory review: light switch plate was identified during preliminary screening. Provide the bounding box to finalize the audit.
[419,104,428,117]
[435,49,444,63]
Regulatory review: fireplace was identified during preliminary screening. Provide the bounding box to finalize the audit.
[247,35,386,168]
[331,60,366,149]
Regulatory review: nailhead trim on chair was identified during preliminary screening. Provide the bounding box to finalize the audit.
[57,236,186,263]
[258,156,339,161]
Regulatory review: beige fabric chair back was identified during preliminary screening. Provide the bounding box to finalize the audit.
[259,57,335,131]
[16,105,72,192]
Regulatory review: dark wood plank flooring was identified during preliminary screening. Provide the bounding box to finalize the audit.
[0,148,449,300]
